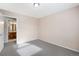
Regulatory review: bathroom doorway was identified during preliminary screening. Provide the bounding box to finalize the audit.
[4,16,17,46]
[8,18,16,44]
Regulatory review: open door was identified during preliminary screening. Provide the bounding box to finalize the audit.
[0,16,4,52]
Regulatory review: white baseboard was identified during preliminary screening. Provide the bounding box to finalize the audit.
[17,39,38,44]
[40,39,79,53]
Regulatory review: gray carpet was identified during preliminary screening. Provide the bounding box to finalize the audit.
[0,39,79,56]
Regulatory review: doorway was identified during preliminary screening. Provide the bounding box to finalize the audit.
[4,17,17,47]
[8,18,16,44]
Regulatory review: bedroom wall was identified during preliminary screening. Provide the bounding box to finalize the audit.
[0,10,38,44]
[39,6,79,52]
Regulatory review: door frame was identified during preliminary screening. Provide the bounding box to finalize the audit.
[3,15,17,45]
[0,16,5,52]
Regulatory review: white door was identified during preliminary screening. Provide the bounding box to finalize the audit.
[0,16,4,52]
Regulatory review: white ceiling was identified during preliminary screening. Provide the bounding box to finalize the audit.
[0,3,79,18]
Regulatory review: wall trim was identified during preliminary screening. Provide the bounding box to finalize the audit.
[39,39,79,53]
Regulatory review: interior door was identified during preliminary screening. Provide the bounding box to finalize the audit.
[0,16,4,52]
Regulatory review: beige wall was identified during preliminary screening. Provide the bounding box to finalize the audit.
[17,15,38,44]
[39,6,79,52]
[0,10,38,44]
